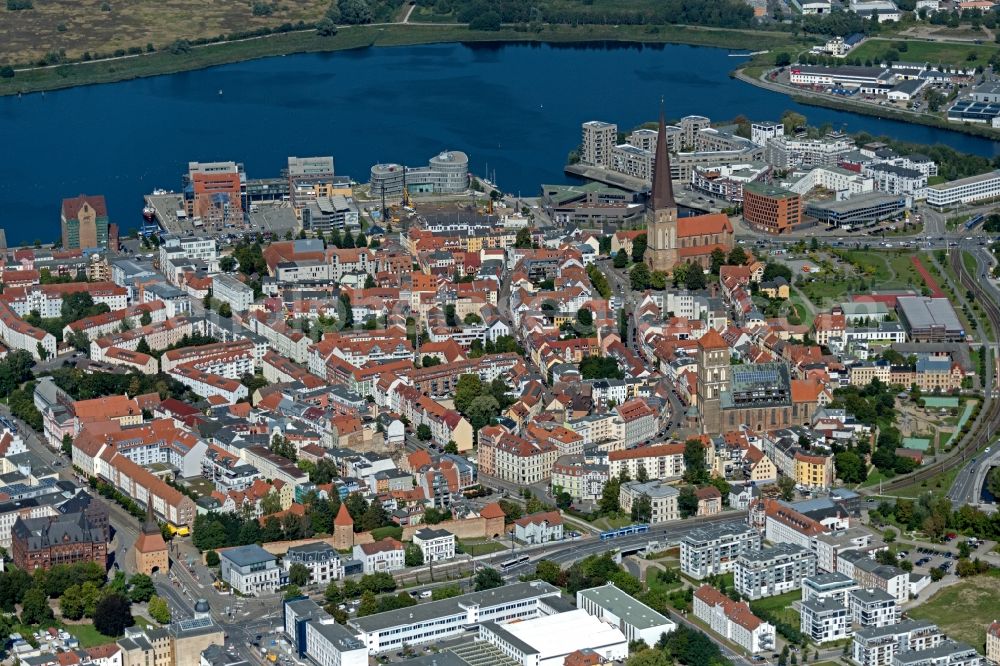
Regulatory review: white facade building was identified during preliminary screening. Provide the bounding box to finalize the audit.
[219,545,281,596]
[801,598,852,644]
[412,527,456,562]
[681,523,761,580]
[735,543,818,600]
[576,583,676,645]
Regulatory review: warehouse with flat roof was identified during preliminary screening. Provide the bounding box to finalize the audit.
[576,582,676,645]
[347,581,562,653]
[478,609,628,666]
[895,297,964,342]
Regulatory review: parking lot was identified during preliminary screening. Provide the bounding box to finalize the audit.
[892,537,989,579]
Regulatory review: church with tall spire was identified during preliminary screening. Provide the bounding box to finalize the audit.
[644,104,736,275]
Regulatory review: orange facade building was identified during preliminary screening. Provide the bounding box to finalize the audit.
[742,183,802,235]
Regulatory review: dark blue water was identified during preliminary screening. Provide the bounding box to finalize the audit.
[1,40,998,246]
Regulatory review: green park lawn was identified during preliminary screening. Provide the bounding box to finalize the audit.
[908,569,1000,652]
[849,38,1000,69]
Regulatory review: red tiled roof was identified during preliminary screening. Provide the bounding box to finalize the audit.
[62,194,108,219]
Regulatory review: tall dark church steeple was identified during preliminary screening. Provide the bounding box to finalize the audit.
[651,103,676,211]
[645,100,679,273]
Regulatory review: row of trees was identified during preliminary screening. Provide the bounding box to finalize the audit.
[0,563,164,639]
[192,491,396,553]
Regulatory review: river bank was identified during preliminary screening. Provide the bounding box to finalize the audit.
[733,65,1000,141]
[0,22,807,97]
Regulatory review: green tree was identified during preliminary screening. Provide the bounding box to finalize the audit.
[432,585,462,600]
[613,250,629,268]
[405,544,424,567]
[470,10,502,30]
[727,246,748,266]
[600,476,621,514]
[93,593,134,637]
[148,596,171,624]
[515,227,533,249]
[136,337,152,355]
[778,475,796,501]
[682,439,708,483]
[678,486,699,518]
[630,494,652,523]
[535,559,563,585]
[631,234,648,263]
[834,451,866,484]
[288,563,311,586]
[357,591,379,617]
[710,247,727,275]
[338,0,372,23]
[454,374,484,413]
[139,310,153,326]
[685,265,706,290]
[60,584,85,620]
[128,574,155,603]
[630,262,652,291]
[205,550,220,566]
[359,498,389,531]
[466,395,500,429]
[261,491,282,515]
[21,586,52,625]
[416,423,432,441]
[474,567,504,591]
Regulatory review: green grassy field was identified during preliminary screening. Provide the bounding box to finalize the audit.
[750,590,801,628]
[64,622,118,648]
[459,539,508,556]
[849,38,999,68]
[908,569,1000,653]
[0,22,806,96]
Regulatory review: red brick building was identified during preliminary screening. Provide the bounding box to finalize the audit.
[11,511,107,571]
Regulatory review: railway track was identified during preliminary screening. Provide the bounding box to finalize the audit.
[874,250,1000,494]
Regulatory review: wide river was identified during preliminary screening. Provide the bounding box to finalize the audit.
[0,40,997,245]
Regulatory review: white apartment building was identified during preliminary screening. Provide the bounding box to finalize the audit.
[581,121,617,167]
[851,620,944,666]
[219,545,281,596]
[848,588,899,628]
[735,543,818,600]
[513,510,564,544]
[765,133,856,169]
[801,597,852,644]
[0,302,56,360]
[925,170,1000,209]
[284,542,344,585]
[412,527,456,562]
[352,539,405,575]
[893,641,983,666]
[681,522,761,580]
[610,144,653,182]
[801,572,859,605]
[751,122,784,148]
[619,480,680,525]
[5,284,128,319]
[694,585,775,655]
[784,166,874,196]
[169,365,248,404]
[608,443,686,481]
[212,273,254,312]
[837,551,909,603]
[863,163,927,196]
